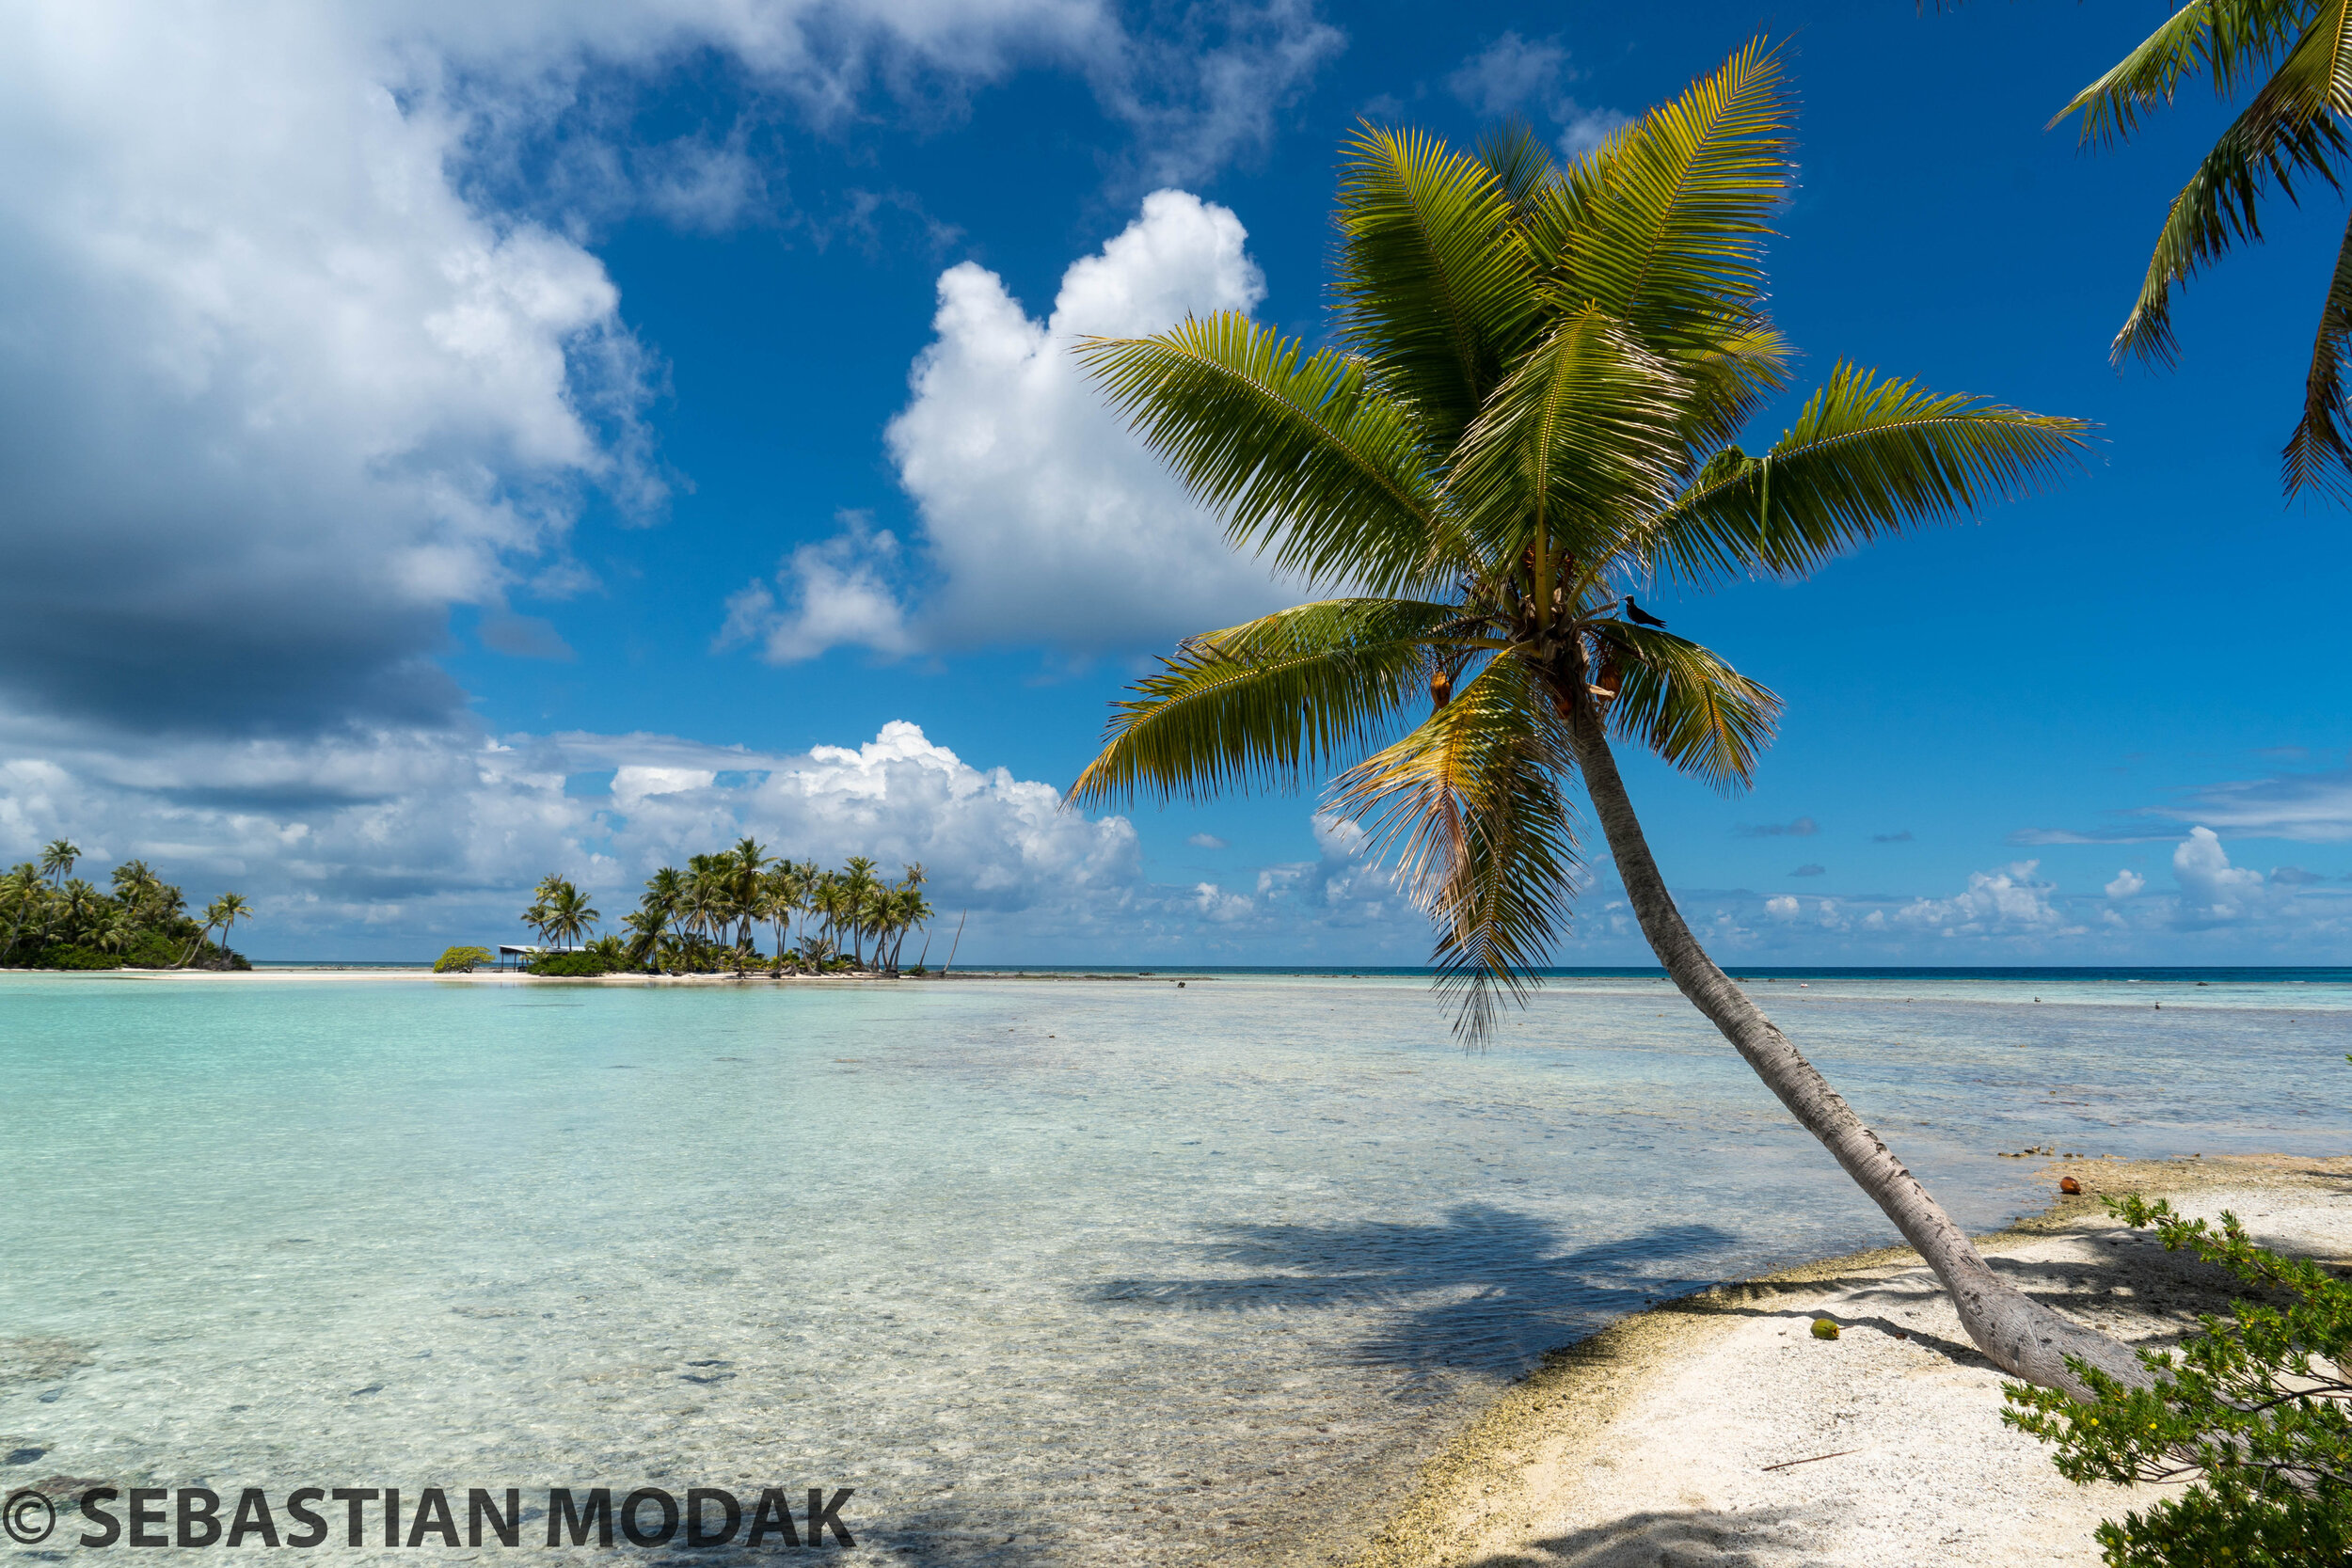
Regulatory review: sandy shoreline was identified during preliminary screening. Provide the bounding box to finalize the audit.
[1347,1152,2352,1568]
[0,965,1197,984]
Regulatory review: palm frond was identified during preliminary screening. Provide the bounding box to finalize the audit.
[1477,118,1563,220]
[2285,206,2352,499]
[1075,317,1453,594]
[2055,0,2310,145]
[2111,2,2352,366]
[1594,623,1781,792]
[1552,40,1790,355]
[1335,125,1543,452]
[1443,305,1686,571]
[1642,365,2090,586]
[1334,657,1578,1043]
[1069,598,1467,807]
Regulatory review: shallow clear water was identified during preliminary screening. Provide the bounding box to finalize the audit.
[4,972,2349,1564]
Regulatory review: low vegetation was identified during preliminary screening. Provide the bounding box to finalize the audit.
[2007,1195,2352,1566]
[2,838,252,971]
[433,945,492,974]
[519,839,931,976]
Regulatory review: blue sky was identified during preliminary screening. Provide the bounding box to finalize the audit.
[1,0,2346,963]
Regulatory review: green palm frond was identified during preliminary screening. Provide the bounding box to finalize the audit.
[1333,657,1579,1042]
[1643,365,2090,586]
[1477,118,1563,220]
[1444,305,1687,571]
[1553,40,1789,354]
[1336,125,1543,450]
[1594,623,1781,792]
[1069,598,1468,807]
[1075,315,1453,594]
[2056,0,2312,145]
[2286,206,2352,498]
[2106,0,2352,366]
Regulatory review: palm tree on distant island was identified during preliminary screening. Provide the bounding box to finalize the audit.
[1069,45,2137,1395]
[180,892,250,968]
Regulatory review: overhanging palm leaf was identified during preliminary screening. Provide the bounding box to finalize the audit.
[2058,0,2352,496]
[2288,207,2352,497]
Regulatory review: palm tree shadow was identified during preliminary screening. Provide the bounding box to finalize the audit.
[1090,1203,1742,1379]
[1479,1503,1816,1567]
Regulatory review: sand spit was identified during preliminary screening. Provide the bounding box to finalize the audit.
[1350,1153,2352,1568]
[0,966,1202,984]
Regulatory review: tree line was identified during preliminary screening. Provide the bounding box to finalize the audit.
[514,839,933,974]
[1,839,252,970]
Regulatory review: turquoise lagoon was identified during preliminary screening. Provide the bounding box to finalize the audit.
[4,972,2350,1563]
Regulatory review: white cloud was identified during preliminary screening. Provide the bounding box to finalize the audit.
[1892,859,2073,938]
[1764,895,1801,919]
[2105,868,2145,899]
[1442,30,1628,160]
[1447,32,1568,118]
[0,0,1342,739]
[732,189,1311,660]
[1186,832,1229,849]
[2170,825,2269,924]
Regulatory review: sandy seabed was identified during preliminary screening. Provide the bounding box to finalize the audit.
[1350,1154,2352,1568]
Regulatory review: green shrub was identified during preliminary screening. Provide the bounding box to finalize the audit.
[122,931,183,969]
[526,950,615,977]
[2005,1195,2352,1567]
[434,945,493,974]
[36,942,120,970]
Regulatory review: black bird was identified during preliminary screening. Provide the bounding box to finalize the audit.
[1622,595,1668,628]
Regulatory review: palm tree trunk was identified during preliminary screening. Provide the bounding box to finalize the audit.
[1556,680,2144,1397]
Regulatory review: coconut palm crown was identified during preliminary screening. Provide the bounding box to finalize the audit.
[1069,47,2150,1395]
[1071,43,2086,1037]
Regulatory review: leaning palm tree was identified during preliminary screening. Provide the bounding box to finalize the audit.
[1069,45,2137,1395]
[2055,0,2352,496]
[40,838,79,888]
[179,892,250,967]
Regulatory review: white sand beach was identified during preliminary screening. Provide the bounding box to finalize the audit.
[1354,1154,2352,1568]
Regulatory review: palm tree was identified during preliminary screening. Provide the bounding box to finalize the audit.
[40,839,79,888]
[541,882,598,950]
[839,856,880,967]
[180,892,250,967]
[2056,0,2352,496]
[1068,46,2135,1396]
[0,863,43,960]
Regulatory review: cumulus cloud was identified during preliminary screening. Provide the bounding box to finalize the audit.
[731,189,1311,660]
[1443,31,1628,158]
[0,1,1342,746]
[2105,869,2145,899]
[2170,825,2269,925]
[0,710,1446,961]
[1891,860,2073,938]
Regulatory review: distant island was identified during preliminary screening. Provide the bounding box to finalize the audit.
[1,838,251,970]
[438,839,934,978]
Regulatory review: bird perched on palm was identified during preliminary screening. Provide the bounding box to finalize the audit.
[1070,42,2137,1394]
